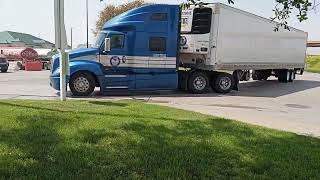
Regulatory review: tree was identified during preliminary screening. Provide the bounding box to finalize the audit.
[183,0,320,31]
[94,0,148,36]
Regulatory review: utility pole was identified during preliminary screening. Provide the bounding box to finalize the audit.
[86,0,89,48]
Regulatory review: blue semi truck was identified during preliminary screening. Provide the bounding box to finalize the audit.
[50,3,307,96]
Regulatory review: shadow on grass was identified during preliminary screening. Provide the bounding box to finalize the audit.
[118,120,320,179]
[88,101,127,107]
[0,105,319,179]
[0,101,182,122]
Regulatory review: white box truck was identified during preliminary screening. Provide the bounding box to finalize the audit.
[50,3,308,96]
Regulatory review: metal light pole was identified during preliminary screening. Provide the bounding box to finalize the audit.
[86,0,89,48]
[54,0,69,101]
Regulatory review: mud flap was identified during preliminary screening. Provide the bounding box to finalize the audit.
[178,71,189,91]
[232,70,240,91]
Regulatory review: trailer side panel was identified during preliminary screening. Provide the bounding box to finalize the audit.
[214,4,307,70]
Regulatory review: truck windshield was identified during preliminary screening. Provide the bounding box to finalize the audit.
[93,33,107,48]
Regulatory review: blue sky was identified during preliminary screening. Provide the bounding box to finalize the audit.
[0,0,319,54]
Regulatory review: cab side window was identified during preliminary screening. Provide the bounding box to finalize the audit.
[150,13,168,21]
[149,37,166,52]
[110,35,125,49]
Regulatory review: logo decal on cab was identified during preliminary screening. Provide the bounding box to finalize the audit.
[110,56,121,67]
[122,56,126,63]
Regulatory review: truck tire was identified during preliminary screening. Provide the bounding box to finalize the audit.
[43,62,49,70]
[212,73,235,94]
[187,71,210,94]
[1,68,8,73]
[69,71,96,96]
[17,62,23,70]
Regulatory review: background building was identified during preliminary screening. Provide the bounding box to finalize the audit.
[0,31,56,70]
[0,31,54,49]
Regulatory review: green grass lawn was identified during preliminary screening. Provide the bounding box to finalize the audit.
[0,100,319,179]
[306,55,320,73]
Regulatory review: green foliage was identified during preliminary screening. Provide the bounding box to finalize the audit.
[94,0,148,36]
[272,0,313,31]
[183,0,318,31]
[0,100,320,179]
[96,0,318,35]
[306,55,320,73]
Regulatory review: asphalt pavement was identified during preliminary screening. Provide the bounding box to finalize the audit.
[0,70,319,137]
[0,70,57,100]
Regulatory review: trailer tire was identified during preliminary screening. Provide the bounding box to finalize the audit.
[212,73,235,94]
[69,71,96,96]
[187,71,210,94]
[278,69,292,83]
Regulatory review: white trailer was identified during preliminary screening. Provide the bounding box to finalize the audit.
[179,3,307,92]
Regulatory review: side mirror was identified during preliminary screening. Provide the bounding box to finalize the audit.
[104,38,111,52]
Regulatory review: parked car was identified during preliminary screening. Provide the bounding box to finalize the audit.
[0,57,9,73]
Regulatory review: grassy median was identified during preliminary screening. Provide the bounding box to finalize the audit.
[306,55,320,73]
[0,100,319,179]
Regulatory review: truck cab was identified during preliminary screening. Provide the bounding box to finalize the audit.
[50,4,181,96]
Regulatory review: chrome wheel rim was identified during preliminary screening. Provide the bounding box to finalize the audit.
[193,76,206,91]
[219,77,232,90]
[74,77,90,92]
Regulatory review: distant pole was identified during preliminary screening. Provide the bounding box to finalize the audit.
[71,28,73,49]
[86,0,89,48]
